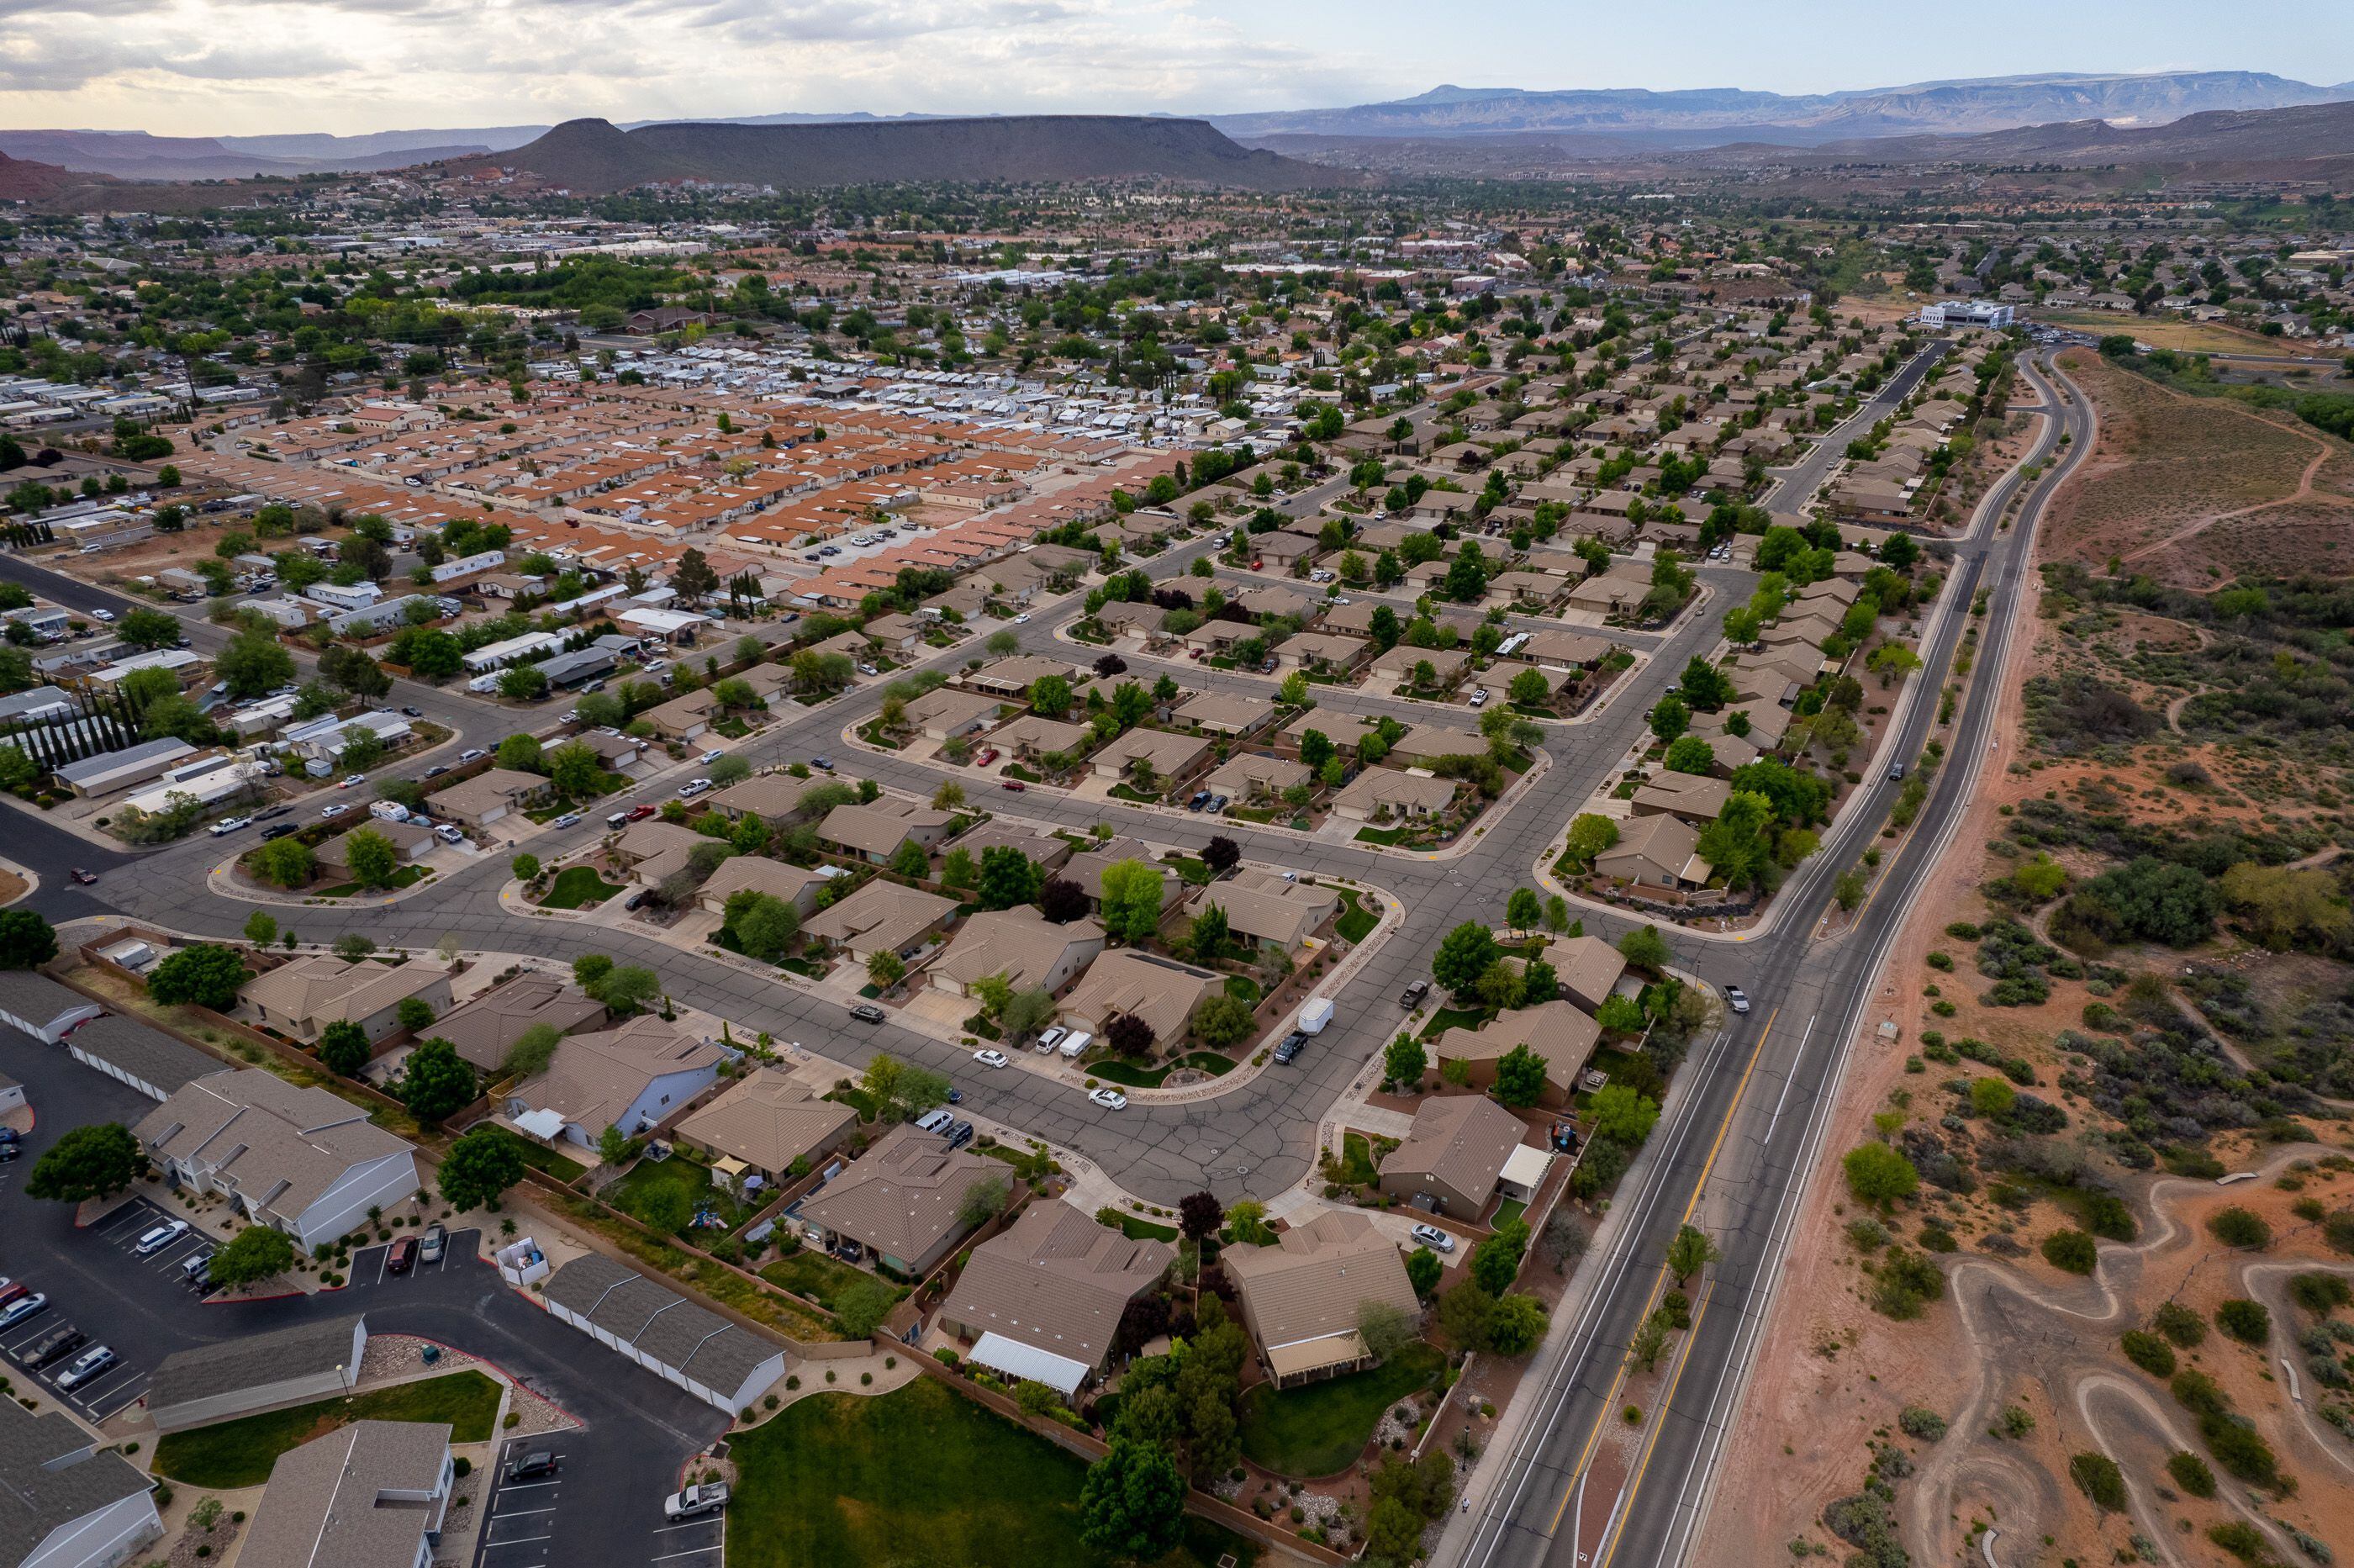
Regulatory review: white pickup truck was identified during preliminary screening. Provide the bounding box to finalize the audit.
[662,1483,729,1521]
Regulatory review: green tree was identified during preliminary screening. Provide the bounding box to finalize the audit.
[248,835,316,889]
[1590,1084,1660,1145]
[976,846,1041,910]
[1566,813,1619,866]
[1190,991,1255,1048]
[1649,695,1689,742]
[867,949,906,990]
[1617,924,1670,974]
[319,1020,371,1076]
[1383,1033,1427,1089]
[242,910,278,948]
[0,908,57,969]
[1027,674,1073,717]
[1506,887,1543,930]
[1493,1044,1549,1108]
[1664,735,1716,775]
[206,1223,297,1287]
[396,1037,476,1122]
[889,838,932,880]
[1097,858,1165,944]
[438,1125,527,1212]
[147,942,249,1008]
[734,895,799,962]
[503,1022,562,1081]
[217,626,295,698]
[511,853,541,882]
[496,733,544,773]
[595,965,661,1014]
[1079,1440,1186,1560]
[342,826,398,889]
[1842,1142,1919,1206]
[24,1122,143,1202]
[1433,921,1500,994]
[1666,1224,1721,1287]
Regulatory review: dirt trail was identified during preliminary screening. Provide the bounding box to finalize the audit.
[2119,436,2353,567]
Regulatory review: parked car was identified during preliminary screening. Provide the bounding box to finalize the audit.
[504,1449,557,1482]
[134,1220,190,1256]
[1468,688,1490,708]
[319,803,350,820]
[625,804,658,822]
[551,812,582,829]
[974,748,999,766]
[401,705,424,717]
[1410,1223,1456,1254]
[91,608,115,623]
[256,805,292,821]
[0,1280,24,1311]
[849,1003,885,1024]
[1400,979,1430,1007]
[0,1293,48,1331]
[457,748,488,763]
[1186,792,1210,811]
[208,816,251,837]
[55,1346,118,1391]
[810,756,834,771]
[1723,985,1750,1016]
[1086,1088,1128,1111]
[23,1327,85,1369]
[697,749,723,765]
[1273,1031,1307,1064]
[663,1483,729,1521]
[385,1237,418,1275]
[424,763,450,779]
[260,825,296,841]
[1000,779,1026,791]
[677,778,712,800]
[1035,1026,1067,1055]
[419,1224,447,1264]
[973,1048,1009,1069]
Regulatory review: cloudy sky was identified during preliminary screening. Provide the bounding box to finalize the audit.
[5,0,2353,138]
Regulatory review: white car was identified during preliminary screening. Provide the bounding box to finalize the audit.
[457,748,488,763]
[973,1048,1010,1069]
[1086,1087,1127,1111]
[433,824,466,845]
[91,608,115,623]
[208,816,251,837]
[319,802,350,819]
[1013,613,1031,624]
[134,1220,191,1256]
[551,812,582,829]
[0,1291,47,1329]
[55,1346,116,1391]
[1410,1222,1456,1254]
[338,773,366,789]
[698,749,724,765]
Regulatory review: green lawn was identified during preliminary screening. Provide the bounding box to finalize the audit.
[1333,1132,1383,1186]
[727,1378,1253,1568]
[1354,824,1410,846]
[759,1248,905,1314]
[153,1371,502,1487]
[1111,1212,1180,1242]
[606,1151,747,1234]
[317,865,431,898]
[1335,890,1377,943]
[1491,1197,1528,1232]
[541,865,623,908]
[1090,1052,1236,1089]
[1419,1006,1490,1041]
[1238,1343,1446,1478]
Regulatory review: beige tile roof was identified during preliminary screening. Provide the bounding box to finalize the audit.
[1225,1209,1417,1357]
[1596,812,1713,886]
[1064,842,1176,905]
[1332,767,1457,816]
[706,773,820,820]
[1548,935,1629,1010]
[432,974,606,1073]
[799,1124,999,1264]
[698,856,828,909]
[938,1201,1172,1371]
[1055,950,1221,1043]
[803,879,957,954]
[240,955,451,1031]
[238,1421,451,1568]
[820,800,954,858]
[674,1068,854,1175]
[1433,1001,1601,1091]
[431,766,545,820]
[1180,876,1337,948]
[1380,1095,1526,1213]
[932,906,1104,994]
[509,1015,724,1135]
[1170,690,1269,734]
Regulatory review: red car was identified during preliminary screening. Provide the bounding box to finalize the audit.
[70,868,98,885]
[385,1237,418,1275]
[1000,779,1027,792]
[625,804,658,822]
[974,748,999,766]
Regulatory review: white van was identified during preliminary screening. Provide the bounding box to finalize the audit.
[1057,1030,1093,1059]
[914,1108,956,1136]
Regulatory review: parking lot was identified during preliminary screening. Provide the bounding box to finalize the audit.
[346,1227,482,1290]
[0,1195,211,1421]
[472,1433,724,1568]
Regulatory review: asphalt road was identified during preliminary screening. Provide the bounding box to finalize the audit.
[1448,350,2092,1568]
[0,1028,731,1566]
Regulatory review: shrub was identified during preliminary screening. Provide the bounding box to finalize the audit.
[1993,1404,2035,1439]
[2119,1330,2177,1378]
[2208,1523,2267,1562]
[1869,1248,1944,1320]
[2205,1206,2271,1249]
[1897,1406,1947,1442]
[2040,1229,2098,1275]
[2214,1298,2271,1344]
[2067,1451,2125,1512]
[2152,1301,2207,1347]
[2166,1450,2216,1497]
[2289,1272,2353,1314]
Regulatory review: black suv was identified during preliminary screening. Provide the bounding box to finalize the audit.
[850,1004,885,1024]
[1273,1030,1308,1064]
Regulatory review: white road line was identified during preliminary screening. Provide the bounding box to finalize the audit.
[651,1550,722,1561]
[491,1506,557,1518]
[495,1479,562,1491]
[483,1534,554,1546]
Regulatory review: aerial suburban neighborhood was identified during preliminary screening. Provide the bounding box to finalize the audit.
[1,18,2352,1568]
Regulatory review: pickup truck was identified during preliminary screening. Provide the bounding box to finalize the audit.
[663,1483,730,1521]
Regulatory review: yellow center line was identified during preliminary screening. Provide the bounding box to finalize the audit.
[1596,1281,1718,1568]
[1543,1006,1781,1535]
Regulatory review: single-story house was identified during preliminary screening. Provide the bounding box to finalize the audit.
[640,688,719,743]
[1331,768,1457,823]
[818,800,957,864]
[315,819,435,880]
[1630,771,1729,825]
[1431,1001,1602,1108]
[504,1015,726,1148]
[930,907,1106,999]
[430,975,605,1076]
[1203,752,1312,804]
[1276,631,1369,675]
[1593,813,1713,891]
[239,956,453,1048]
[673,1067,856,1188]
[1379,1095,1528,1218]
[802,879,958,964]
[1179,872,1337,953]
[1055,950,1222,1045]
[705,773,818,822]
[795,1124,1000,1276]
[1549,935,1630,1012]
[697,856,831,918]
[430,768,552,830]
[937,1201,1174,1397]
[904,687,1000,742]
[1170,690,1272,737]
[1224,1210,1420,1388]
[1086,730,1210,787]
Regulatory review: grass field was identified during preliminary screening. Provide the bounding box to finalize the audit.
[759,1248,903,1314]
[2038,312,2287,357]
[541,865,623,909]
[1335,889,1377,942]
[726,1378,1253,1568]
[1089,1052,1236,1089]
[153,1370,503,1487]
[1238,1343,1445,1477]
[476,1125,586,1184]
[605,1151,747,1234]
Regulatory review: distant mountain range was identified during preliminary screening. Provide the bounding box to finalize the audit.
[442,116,1338,194]
[1210,71,2354,147]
